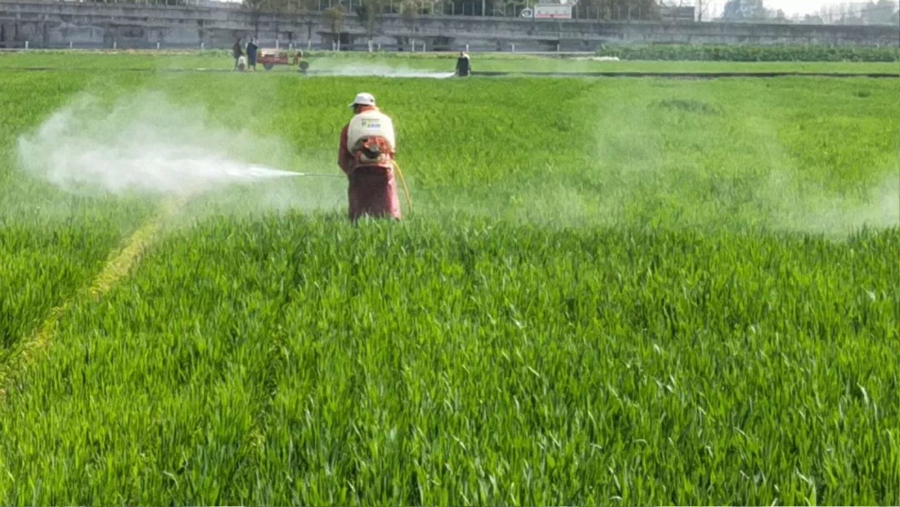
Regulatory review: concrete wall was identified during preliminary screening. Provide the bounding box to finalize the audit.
[1,0,898,50]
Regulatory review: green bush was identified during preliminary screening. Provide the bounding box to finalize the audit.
[597,44,900,62]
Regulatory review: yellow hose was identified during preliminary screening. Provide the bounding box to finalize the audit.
[392,160,413,213]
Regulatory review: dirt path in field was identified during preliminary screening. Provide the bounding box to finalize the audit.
[0,67,898,79]
[0,198,185,399]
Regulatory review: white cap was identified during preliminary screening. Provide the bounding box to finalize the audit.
[349,92,376,108]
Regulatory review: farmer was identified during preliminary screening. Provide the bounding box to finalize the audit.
[232,38,244,70]
[337,92,401,221]
[246,38,259,71]
[294,50,309,73]
[455,51,471,77]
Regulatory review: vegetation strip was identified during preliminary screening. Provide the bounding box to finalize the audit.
[0,198,184,398]
[2,67,898,79]
[473,71,900,78]
[593,44,900,62]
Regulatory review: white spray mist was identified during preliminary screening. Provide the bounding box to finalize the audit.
[309,61,455,79]
[16,92,309,198]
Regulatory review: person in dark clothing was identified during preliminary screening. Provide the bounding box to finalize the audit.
[455,51,471,77]
[232,38,244,70]
[246,38,259,71]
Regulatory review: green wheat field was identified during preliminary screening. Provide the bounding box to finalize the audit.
[0,52,898,505]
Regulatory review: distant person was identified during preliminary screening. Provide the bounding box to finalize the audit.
[232,38,244,70]
[246,38,259,71]
[455,51,471,77]
[295,50,308,73]
[338,93,401,221]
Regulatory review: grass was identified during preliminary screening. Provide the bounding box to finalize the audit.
[593,44,900,62]
[1,50,899,74]
[0,54,898,504]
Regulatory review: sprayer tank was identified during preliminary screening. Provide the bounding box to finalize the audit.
[347,110,396,151]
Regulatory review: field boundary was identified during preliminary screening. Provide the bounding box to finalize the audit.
[474,71,900,79]
[1,67,898,79]
[0,198,185,400]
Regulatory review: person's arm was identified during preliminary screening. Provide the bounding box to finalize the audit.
[337,125,353,175]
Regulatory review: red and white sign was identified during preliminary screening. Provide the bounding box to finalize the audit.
[533,4,572,19]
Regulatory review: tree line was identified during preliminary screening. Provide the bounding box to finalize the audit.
[719,0,899,25]
[74,0,900,26]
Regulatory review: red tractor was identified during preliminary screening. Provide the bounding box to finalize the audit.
[257,49,310,72]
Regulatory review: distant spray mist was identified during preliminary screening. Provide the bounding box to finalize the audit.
[747,114,899,236]
[16,92,311,198]
[568,97,900,236]
[309,62,455,79]
[439,93,899,236]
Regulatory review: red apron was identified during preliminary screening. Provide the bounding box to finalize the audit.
[338,116,402,221]
[347,165,401,221]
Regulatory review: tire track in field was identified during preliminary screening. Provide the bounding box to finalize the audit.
[0,198,186,399]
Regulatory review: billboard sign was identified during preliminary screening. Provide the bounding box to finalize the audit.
[532,4,573,19]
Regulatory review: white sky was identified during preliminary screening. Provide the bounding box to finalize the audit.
[703,0,896,17]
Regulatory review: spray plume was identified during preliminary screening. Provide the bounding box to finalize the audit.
[309,61,455,79]
[16,92,323,198]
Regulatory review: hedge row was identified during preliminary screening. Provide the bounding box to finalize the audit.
[596,44,900,62]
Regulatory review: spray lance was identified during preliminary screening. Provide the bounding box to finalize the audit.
[288,172,344,179]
